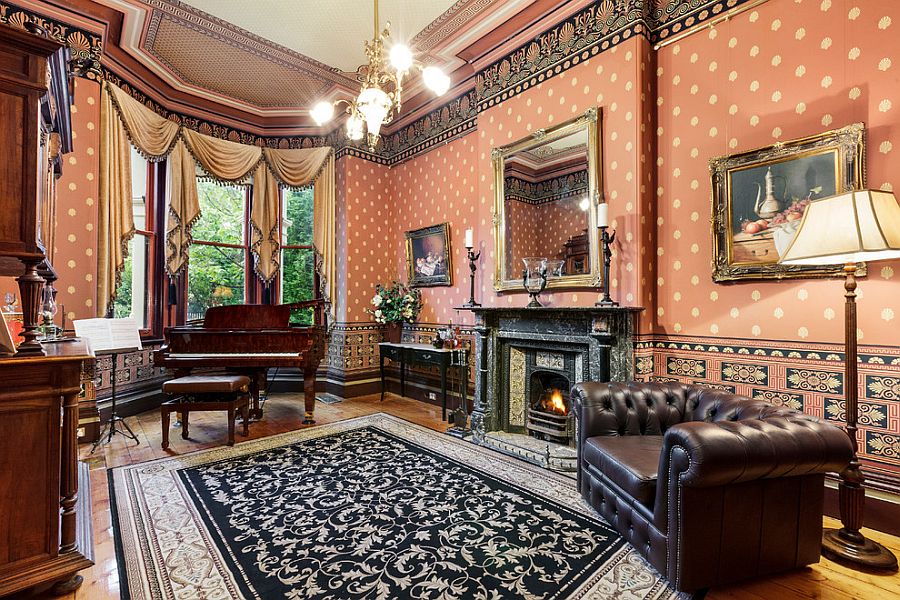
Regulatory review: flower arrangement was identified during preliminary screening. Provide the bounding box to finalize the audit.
[368,282,423,324]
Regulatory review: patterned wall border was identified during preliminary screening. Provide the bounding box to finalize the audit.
[0,1,102,78]
[505,170,590,204]
[635,333,900,493]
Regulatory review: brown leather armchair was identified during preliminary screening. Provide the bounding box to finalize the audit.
[571,381,853,593]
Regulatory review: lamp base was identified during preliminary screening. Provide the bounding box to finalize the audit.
[822,527,899,571]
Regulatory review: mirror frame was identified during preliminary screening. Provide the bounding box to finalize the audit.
[491,107,602,291]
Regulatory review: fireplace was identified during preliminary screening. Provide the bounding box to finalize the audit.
[526,371,574,444]
[464,306,641,471]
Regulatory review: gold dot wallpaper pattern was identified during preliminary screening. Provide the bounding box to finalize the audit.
[0,79,100,324]
[655,0,900,347]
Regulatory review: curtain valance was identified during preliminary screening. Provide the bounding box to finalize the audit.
[98,81,336,321]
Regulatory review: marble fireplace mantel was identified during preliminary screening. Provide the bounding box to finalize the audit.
[458,305,642,469]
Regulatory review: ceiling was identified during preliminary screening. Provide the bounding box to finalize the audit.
[77,0,591,132]
[179,0,461,74]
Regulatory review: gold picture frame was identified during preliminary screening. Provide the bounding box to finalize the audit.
[405,223,452,287]
[710,123,866,282]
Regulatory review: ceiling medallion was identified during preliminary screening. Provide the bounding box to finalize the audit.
[310,0,451,151]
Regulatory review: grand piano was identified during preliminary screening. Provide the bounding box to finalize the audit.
[154,301,325,424]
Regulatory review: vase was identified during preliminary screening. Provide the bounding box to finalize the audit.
[384,321,403,343]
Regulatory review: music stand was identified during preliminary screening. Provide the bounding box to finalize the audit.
[90,346,140,452]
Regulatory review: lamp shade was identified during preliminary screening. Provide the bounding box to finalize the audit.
[778,190,900,265]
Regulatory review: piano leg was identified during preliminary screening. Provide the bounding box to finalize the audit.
[248,370,264,420]
[303,365,316,425]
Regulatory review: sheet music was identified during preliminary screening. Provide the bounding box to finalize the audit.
[73,317,142,353]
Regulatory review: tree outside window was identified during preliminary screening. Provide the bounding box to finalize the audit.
[281,187,315,325]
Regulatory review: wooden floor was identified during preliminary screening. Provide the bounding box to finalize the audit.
[12,393,900,599]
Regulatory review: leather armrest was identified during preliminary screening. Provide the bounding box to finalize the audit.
[657,417,852,490]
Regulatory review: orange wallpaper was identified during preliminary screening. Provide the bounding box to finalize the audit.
[383,37,656,325]
[655,0,900,347]
[1,78,100,324]
[506,198,591,273]
[336,155,394,322]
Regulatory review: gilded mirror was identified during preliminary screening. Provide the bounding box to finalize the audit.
[492,108,601,291]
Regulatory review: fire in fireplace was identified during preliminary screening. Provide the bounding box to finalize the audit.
[526,371,575,445]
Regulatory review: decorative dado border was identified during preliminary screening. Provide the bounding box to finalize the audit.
[0,1,102,78]
[634,333,900,493]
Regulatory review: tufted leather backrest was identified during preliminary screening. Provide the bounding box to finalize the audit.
[571,381,811,437]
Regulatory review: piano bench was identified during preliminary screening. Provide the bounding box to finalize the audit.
[161,375,252,449]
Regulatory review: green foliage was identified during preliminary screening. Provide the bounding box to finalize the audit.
[113,250,133,319]
[367,282,423,324]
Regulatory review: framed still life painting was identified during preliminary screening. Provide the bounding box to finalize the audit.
[710,123,866,282]
[406,223,452,287]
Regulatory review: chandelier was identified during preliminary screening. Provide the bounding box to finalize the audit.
[310,0,451,151]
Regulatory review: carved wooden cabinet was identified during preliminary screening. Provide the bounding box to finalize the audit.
[0,341,94,595]
[0,23,73,356]
[0,22,92,596]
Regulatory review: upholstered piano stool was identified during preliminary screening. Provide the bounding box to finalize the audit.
[161,375,251,449]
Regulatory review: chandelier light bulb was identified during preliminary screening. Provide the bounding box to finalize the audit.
[346,115,364,140]
[389,44,414,72]
[422,66,450,95]
[357,86,392,142]
[579,197,590,211]
[310,101,335,125]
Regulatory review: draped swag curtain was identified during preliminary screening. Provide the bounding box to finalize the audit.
[98,82,336,320]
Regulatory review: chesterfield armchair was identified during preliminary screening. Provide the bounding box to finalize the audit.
[571,381,853,592]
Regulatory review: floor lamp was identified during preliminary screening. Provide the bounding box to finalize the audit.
[779,189,900,571]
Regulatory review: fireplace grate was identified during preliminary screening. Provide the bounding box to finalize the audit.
[526,405,573,444]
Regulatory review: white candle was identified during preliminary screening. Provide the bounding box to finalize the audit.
[597,203,609,228]
[464,228,474,248]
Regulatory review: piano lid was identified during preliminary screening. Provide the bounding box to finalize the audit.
[201,300,325,329]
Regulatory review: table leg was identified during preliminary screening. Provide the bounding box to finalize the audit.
[380,354,386,401]
[441,364,447,421]
[400,357,406,398]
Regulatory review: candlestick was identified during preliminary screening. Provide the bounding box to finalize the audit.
[464,228,474,249]
[597,203,609,228]
[595,226,618,307]
[462,247,482,308]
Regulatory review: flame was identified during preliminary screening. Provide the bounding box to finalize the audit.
[546,389,567,414]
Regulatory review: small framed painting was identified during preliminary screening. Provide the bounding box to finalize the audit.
[709,123,866,281]
[405,223,452,287]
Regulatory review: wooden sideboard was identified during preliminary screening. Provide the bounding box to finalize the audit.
[0,341,94,595]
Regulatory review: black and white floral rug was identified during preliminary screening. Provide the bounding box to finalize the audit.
[109,414,685,599]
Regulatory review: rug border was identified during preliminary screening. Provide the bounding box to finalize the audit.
[106,412,686,600]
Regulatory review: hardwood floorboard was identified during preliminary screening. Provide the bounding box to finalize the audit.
[8,392,898,599]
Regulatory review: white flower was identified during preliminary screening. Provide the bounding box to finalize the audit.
[404,294,414,302]
[372,294,383,307]
[374,309,382,318]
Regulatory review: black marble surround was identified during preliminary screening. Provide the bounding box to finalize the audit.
[465,307,642,443]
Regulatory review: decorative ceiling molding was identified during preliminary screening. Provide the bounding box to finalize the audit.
[7,0,763,167]
[0,1,102,78]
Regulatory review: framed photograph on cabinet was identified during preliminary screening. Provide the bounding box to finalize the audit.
[405,223,452,287]
[709,123,866,281]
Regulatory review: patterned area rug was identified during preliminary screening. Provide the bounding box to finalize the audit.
[110,414,686,600]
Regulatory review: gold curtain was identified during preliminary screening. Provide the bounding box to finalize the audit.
[99,82,335,314]
[251,147,333,285]
[97,82,135,317]
[165,139,200,276]
[312,153,336,321]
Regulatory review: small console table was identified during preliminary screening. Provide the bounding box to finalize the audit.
[379,342,467,421]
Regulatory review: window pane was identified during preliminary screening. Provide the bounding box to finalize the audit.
[194,180,245,245]
[131,147,149,230]
[113,234,150,328]
[281,248,314,325]
[282,187,313,246]
[187,244,245,320]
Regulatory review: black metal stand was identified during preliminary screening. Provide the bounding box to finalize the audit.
[523,267,548,308]
[90,350,139,453]
[446,348,471,438]
[595,226,619,307]
[461,248,482,308]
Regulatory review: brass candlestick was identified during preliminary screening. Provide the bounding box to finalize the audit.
[462,247,481,308]
[595,226,618,306]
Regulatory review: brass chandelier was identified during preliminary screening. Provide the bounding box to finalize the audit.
[310,0,451,151]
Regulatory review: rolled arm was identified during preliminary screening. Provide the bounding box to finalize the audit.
[658,416,853,489]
